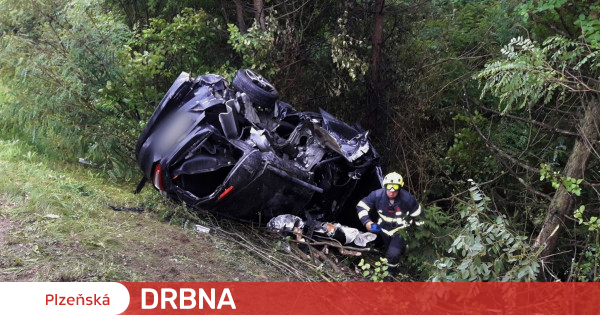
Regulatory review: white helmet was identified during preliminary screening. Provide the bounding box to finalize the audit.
[382,172,404,188]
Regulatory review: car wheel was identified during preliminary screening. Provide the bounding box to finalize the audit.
[232,69,279,108]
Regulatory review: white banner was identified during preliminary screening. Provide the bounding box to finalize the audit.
[0,282,130,314]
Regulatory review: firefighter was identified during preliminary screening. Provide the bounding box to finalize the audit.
[356,172,423,279]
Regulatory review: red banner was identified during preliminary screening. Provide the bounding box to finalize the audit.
[120,282,600,315]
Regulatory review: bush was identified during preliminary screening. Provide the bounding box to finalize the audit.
[429,180,541,281]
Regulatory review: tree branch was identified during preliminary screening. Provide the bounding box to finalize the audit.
[468,109,541,174]
[476,103,584,139]
[463,88,552,201]
[424,173,507,206]
[475,103,600,187]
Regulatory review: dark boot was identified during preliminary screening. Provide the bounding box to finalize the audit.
[383,263,398,282]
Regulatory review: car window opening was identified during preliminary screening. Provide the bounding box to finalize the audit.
[175,166,234,198]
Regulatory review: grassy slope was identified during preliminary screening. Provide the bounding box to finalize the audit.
[0,139,294,282]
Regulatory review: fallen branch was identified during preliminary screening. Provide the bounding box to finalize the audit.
[108,205,145,212]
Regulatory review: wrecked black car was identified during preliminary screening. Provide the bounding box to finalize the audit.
[135,69,382,225]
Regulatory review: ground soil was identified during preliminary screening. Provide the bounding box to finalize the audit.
[0,193,288,282]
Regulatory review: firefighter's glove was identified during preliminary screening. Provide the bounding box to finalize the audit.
[370,224,382,233]
[396,218,410,229]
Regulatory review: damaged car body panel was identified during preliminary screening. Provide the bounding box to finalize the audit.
[136,69,382,224]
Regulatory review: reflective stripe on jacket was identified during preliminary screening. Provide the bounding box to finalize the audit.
[356,188,422,235]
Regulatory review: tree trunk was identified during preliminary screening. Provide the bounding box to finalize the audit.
[534,98,600,258]
[233,0,247,34]
[253,0,265,30]
[363,0,385,133]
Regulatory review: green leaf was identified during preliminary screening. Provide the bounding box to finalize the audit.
[517,267,528,279]
[482,263,490,276]
[494,260,503,274]
[457,261,469,271]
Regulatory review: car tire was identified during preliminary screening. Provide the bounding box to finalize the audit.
[232,69,279,108]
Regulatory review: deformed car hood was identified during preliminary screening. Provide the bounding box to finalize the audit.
[316,109,371,163]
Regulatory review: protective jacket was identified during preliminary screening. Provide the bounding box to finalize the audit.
[357,188,423,236]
